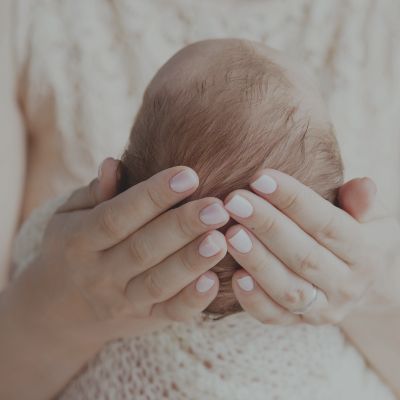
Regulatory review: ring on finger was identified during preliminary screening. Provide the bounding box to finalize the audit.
[291,284,318,315]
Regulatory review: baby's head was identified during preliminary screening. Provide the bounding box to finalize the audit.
[118,38,344,319]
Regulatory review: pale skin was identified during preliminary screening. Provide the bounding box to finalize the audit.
[0,159,230,399]
[225,170,400,326]
[1,2,400,399]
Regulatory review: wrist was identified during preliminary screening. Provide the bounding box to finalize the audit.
[0,264,105,400]
[346,250,400,319]
[4,259,106,354]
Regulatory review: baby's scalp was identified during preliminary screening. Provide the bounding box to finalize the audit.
[118,38,343,318]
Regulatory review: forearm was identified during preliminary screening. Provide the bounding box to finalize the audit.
[340,250,400,398]
[341,308,400,398]
[0,264,103,400]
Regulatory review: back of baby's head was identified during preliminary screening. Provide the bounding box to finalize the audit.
[118,38,344,319]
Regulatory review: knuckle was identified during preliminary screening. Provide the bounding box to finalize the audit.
[129,235,155,267]
[315,212,338,242]
[175,206,199,239]
[281,287,310,311]
[254,214,277,236]
[248,257,267,276]
[144,271,165,301]
[146,185,166,210]
[178,246,199,274]
[280,189,302,212]
[99,204,120,239]
[298,245,320,273]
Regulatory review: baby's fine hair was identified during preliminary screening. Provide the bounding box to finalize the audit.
[118,39,344,318]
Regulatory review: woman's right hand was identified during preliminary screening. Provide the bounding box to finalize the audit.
[23,159,229,345]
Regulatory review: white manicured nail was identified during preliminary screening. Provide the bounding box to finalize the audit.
[228,229,252,253]
[169,169,199,193]
[196,275,215,293]
[199,203,229,225]
[225,194,253,218]
[198,233,222,257]
[251,175,277,194]
[237,276,254,291]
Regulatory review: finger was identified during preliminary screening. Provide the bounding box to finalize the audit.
[77,166,200,251]
[57,158,119,213]
[125,230,227,309]
[337,177,387,223]
[102,198,229,284]
[223,190,350,295]
[225,225,329,314]
[232,269,301,325]
[150,271,219,323]
[247,169,362,264]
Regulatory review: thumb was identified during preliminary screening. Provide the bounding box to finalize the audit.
[57,158,120,213]
[337,177,387,223]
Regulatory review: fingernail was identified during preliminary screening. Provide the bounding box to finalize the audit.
[228,229,252,253]
[196,274,216,293]
[199,203,229,225]
[225,194,253,218]
[251,175,277,194]
[199,233,222,257]
[237,275,254,291]
[169,169,199,193]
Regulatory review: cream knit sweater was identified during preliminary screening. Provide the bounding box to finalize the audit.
[11,0,400,398]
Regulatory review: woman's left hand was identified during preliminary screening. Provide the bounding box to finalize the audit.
[222,169,400,325]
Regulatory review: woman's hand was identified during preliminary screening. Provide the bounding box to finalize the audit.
[221,168,400,325]
[20,159,230,344]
